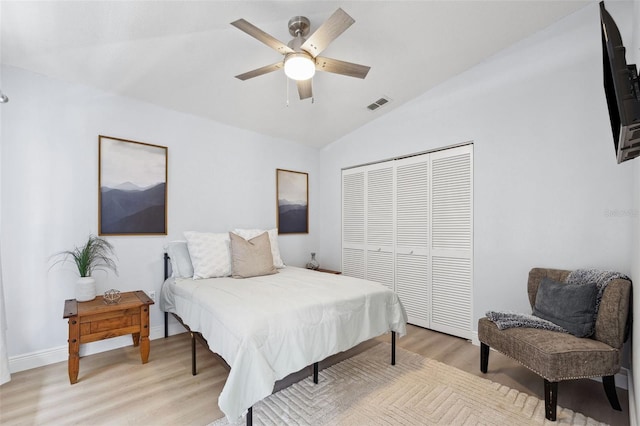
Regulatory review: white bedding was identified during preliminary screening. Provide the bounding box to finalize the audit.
[160,266,407,422]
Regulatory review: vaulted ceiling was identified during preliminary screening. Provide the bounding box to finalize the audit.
[1,1,591,148]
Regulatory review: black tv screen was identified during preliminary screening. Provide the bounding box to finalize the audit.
[600,1,640,163]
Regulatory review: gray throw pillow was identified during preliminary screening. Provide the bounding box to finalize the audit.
[166,240,194,278]
[532,277,598,338]
[229,232,277,279]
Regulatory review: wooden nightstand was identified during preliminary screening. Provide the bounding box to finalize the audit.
[316,268,341,274]
[63,290,154,384]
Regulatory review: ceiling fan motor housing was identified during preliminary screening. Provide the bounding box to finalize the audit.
[288,16,310,37]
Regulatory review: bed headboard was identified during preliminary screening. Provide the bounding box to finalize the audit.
[163,252,171,338]
[163,252,170,281]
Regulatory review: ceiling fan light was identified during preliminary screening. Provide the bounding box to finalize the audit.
[284,53,315,81]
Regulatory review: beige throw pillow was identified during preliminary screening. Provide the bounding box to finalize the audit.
[233,228,285,268]
[229,232,277,278]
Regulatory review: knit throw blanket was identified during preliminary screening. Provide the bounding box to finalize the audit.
[485,311,567,333]
[486,269,629,332]
[566,268,630,316]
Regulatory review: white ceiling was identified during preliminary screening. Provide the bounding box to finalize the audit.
[1,1,592,148]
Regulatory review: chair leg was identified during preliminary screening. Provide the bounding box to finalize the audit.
[602,375,622,411]
[480,343,489,373]
[544,379,558,421]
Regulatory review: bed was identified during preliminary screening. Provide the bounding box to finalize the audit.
[160,234,407,424]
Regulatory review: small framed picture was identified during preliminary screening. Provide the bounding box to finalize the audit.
[276,169,308,234]
[98,135,168,235]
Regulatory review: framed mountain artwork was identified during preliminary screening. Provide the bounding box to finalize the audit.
[276,169,308,234]
[98,135,168,235]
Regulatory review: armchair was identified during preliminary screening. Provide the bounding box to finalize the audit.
[477,267,631,421]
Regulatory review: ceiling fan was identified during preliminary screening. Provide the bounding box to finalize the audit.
[231,8,370,101]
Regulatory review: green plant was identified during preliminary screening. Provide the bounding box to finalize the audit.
[51,235,118,277]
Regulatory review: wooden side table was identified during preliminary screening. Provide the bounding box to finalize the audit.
[63,290,154,384]
[316,268,341,274]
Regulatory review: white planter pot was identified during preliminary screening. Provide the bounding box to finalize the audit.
[76,277,96,302]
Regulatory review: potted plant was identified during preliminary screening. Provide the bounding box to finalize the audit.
[51,235,118,301]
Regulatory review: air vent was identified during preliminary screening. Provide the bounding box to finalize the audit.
[367,96,391,111]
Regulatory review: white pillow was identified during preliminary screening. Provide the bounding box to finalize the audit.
[184,231,231,279]
[233,228,285,268]
[165,240,194,278]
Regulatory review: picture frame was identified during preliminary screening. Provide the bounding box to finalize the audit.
[98,135,168,235]
[276,169,308,234]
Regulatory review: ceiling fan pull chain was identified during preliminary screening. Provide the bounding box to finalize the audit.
[286,74,290,107]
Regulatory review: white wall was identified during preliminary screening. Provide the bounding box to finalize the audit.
[319,3,635,323]
[0,65,320,367]
[0,6,8,384]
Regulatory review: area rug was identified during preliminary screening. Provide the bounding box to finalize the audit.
[211,343,606,425]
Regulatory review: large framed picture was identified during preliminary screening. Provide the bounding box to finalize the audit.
[276,169,308,234]
[98,135,168,235]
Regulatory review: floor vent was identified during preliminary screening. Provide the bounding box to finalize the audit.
[367,96,391,111]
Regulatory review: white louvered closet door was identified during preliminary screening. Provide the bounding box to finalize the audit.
[342,144,473,340]
[342,169,365,278]
[429,145,473,339]
[365,164,394,289]
[395,157,430,328]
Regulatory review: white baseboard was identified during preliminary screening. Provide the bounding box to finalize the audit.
[9,345,68,374]
[8,322,187,374]
[629,370,637,426]
[471,330,480,346]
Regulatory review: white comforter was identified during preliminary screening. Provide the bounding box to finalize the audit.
[160,266,407,422]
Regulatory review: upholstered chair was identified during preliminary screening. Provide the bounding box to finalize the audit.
[477,267,632,421]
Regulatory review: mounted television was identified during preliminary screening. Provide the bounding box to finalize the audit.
[600,1,640,164]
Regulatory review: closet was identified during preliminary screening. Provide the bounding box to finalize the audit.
[342,144,473,339]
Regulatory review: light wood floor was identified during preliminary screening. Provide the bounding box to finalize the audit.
[0,325,629,425]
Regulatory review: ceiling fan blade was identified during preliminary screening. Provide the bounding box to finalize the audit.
[316,56,370,79]
[231,19,294,55]
[297,79,313,100]
[301,8,354,58]
[235,62,283,81]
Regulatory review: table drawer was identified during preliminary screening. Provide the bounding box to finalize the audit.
[80,325,142,343]
[79,307,141,323]
[81,315,139,336]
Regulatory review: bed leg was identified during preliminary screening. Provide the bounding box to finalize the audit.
[313,362,319,384]
[163,252,169,279]
[164,312,168,338]
[246,406,252,426]
[191,332,197,376]
[391,331,396,366]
